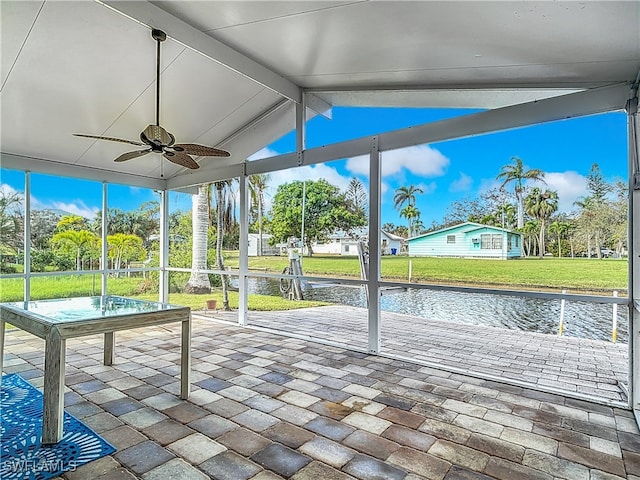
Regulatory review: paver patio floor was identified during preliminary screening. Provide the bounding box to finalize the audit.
[3,315,640,479]
[211,305,628,403]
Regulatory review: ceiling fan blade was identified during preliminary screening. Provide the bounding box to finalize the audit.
[164,151,200,169]
[73,133,145,146]
[114,149,152,163]
[172,144,231,157]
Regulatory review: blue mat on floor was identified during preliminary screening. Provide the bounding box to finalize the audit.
[0,373,116,480]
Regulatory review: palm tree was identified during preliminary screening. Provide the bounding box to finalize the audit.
[393,185,423,210]
[520,220,539,257]
[184,184,212,294]
[394,185,423,237]
[400,204,421,238]
[214,179,236,311]
[497,157,546,228]
[107,233,144,271]
[548,221,570,258]
[412,218,425,236]
[249,174,270,256]
[496,203,517,230]
[51,230,99,271]
[524,188,558,258]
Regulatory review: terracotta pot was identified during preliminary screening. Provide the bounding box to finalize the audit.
[206,299,217,310]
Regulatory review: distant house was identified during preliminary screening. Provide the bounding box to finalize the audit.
[248,233,278,256]
[312,229,404,256]
[407,222,522,259]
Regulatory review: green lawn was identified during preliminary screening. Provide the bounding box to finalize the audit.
[242,255,627,293]
[0,256,627,305]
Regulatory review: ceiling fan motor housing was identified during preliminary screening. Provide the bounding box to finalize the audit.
[141,124,175,150]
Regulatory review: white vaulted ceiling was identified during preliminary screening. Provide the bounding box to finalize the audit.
[1,1,639,189]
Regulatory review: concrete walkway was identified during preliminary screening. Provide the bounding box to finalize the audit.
[2,318,639,479]
[207,305,628,403]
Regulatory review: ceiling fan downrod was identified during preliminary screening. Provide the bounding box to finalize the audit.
[152,29,166,127]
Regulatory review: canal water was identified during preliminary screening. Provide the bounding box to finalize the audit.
[243,277,628,343]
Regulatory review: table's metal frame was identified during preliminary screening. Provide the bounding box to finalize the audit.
[0,296,191,444]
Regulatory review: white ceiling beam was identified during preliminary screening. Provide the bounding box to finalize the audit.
[99,1,302,103]
[169,163,244,189]
[1,153,166,190]
[305,93,332,120]
[169,83,630,189]
[378,83,630,152]
[245,83,631,170]
[167,100,295,190]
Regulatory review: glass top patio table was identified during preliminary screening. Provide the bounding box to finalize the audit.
[2,295,185,324]
[0,295,191,444]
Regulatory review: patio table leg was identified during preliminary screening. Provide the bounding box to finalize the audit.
[180,314,191,399]
[43,328,65,444]
[104,332,114,365]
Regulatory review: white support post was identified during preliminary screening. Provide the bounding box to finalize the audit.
[23,172,31,302]
[558,289,566,336]
[238,169,249,326]
[159,190,169,304]
[296,95,306,153]
[101,182,108,296]
[627,94,640,418]
[368,137,381,354]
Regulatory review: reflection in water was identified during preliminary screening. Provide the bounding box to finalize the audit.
[243,278,628,343]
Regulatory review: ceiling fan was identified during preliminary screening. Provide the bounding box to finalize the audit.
[74,29,230,170]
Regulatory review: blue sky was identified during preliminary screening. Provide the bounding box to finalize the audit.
[251,107,628,227]
[0,107,628,228]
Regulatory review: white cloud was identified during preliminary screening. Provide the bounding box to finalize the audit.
[346,144,450,178]
[50,200,99,219]
[532,171,587,213]
[449,172,473,193]
[1,183,99,219]
[248,147,279,161]
[0,183,24,213]
[0,183,21,197]
[417,181,438,195]
[264,163,355,213]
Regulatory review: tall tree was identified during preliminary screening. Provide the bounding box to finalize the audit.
[586,163,612,202]
[184,184,212,294]
[524,188,558,258]
[400,204,421,238]
[51,230,99,270]
[107,233,145,271]
[0,189,23,258]
[393,185,423,210]
[55,214,88,232]
[249,173,270,256]
[521,220,539,257]
[611,180,628,256]
[496,156,546,228]
[30,210,61,251]
[345,177,368,216]
[393,185,423,237]
[270,179,367,255]
[548,220,570,258]
[214,180,236,310]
